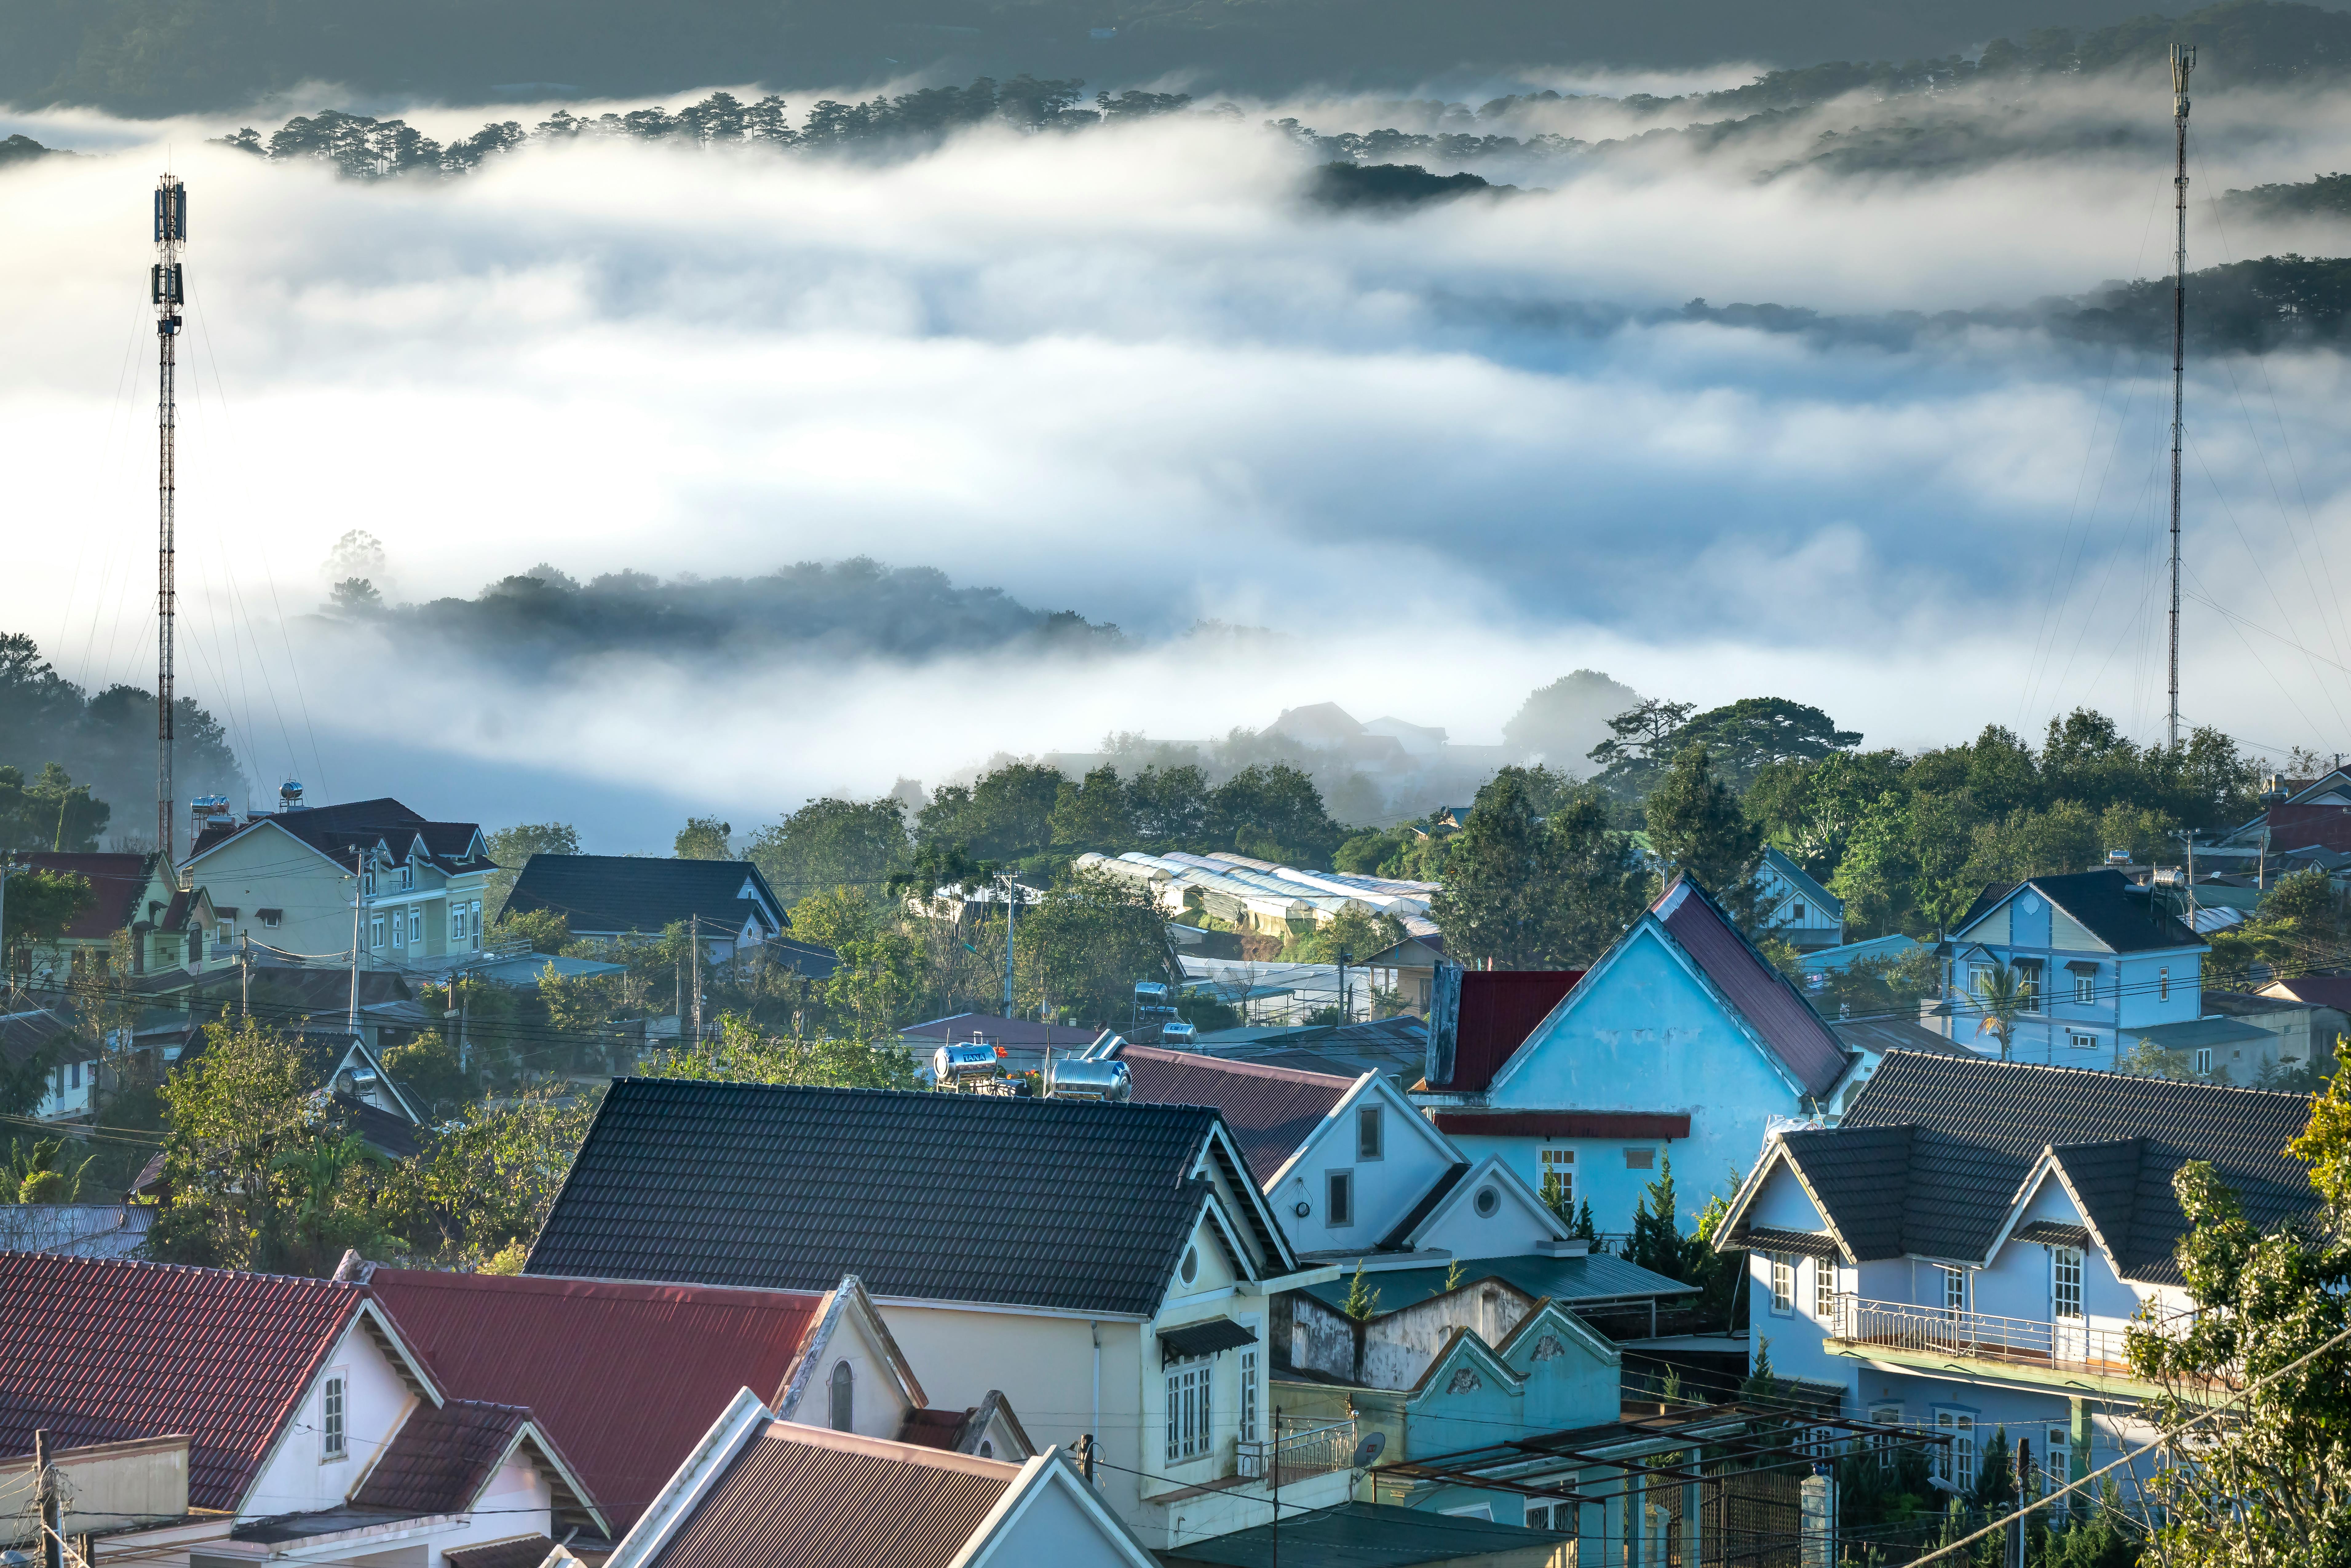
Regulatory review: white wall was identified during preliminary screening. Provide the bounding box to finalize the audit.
[240,1317,418,1519]
[1271,1082,1457,1255]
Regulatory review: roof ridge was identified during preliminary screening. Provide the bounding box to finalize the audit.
[1120,1044,1357,1086]
[22,1251,364,1292]
[755,1418,1020,1475]
[1876,1047,2313,1101]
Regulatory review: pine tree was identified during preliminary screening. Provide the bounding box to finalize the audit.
[1644,743,1766,923]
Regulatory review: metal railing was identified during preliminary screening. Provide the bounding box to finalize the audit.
[1238,1417,1357,1486]
[1828,1295,2148,1375]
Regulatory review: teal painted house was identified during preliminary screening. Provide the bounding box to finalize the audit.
[1415,877,1854,1235]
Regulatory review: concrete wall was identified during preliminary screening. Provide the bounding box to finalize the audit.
[0,1435,189,1538]
[1271,1080,1457,1255]
[241,1317,419,1519]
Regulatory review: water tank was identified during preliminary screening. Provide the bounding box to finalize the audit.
[1046,1058,1132,1102]
[1160,1020,1198,1047]
[934,1041,1005,1080]
[280,779,305,810]
[1133,980,1169,1002]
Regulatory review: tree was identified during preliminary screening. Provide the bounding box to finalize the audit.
[1970,963,2032,1060]
[747,796,910,907]
[918,764,1064,865]
[644,1012,916,1090]
[1672,698,1862,792]
[485,822,581,920]
[0,762,109,853]
[385,1080,603,1268]
[1049,765,1136,851]
[496,907,571,955]
[1643,745,1764,914]
[1210,764,1345,867]
[2265,865,2341,940]
[1431,768,1652,968]
[1587,697,1698,795]
[1623,1153,1696,1280]
[1127,764,1214,846]
[1,868,93,985]
[2125,1069,2351,1567]
[673,815,732,859]
[1015,867,1171,1022]
[1746,749,1910,882]
[1502,670,1641,764]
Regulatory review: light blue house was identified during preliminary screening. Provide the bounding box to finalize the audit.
[1415,877,1855,1234]
[1925,870,2206,1069]
[1797,932,1923,980]
[1758,846,1845,951]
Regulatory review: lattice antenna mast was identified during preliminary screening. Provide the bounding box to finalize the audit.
[2169,46,2193,748]
[154,174,186,869]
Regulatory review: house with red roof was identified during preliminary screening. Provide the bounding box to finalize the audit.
[0,1253,603,1568]
[1415,876,1860,1237]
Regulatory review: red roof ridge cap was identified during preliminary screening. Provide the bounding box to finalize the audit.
[1120,1045,1360,1087]
[755,1418,1020,1476]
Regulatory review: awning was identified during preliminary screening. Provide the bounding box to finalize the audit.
[2012,1221,2092,1248]
[2064,960,2100,975]
[1739,1226,1843,1259]
[1160,1317,1257,1365]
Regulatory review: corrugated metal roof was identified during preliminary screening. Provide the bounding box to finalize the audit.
[444,1535,556,1568]
[1164,1499,1570,1566]
[16,853,152,940]
[0,1254,359,1509]
[647,1425,1013,1568]
[351,1399,531,1515]
[1294,1252,1695,1316]
[1119,1045,1355,1188]
[1656,878,1846,1097]
[1831,1017,1983,1061]
[1440,971,1583,1091]
[367,1268,823,1534]
[523,1080,1251,1316]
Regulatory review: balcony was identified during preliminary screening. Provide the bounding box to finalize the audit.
[1238,1417,1358,1487]
[1826,1296,2174,1397]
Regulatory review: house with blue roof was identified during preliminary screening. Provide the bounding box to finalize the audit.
[1926,870,2206,1070]
[1415,876,1858,1236]
[1758,846,1844,951]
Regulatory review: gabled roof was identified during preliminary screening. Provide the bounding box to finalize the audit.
[1760,847,1842,920]
[524,1080,1294,1316]
[2258,974,2351,1011]
[1652,877,1846,1097]
[17,853,153,939]
[366,1268,825,1534]
[1954,869,2202,954]
[894,1390,1033,1459]
[1724,1051,2322,1279]
[0,1255,376,1510]
[1429,969,1583,1091]
[504,856,785,939]
[1830,1017,1983,1061]
[348,1398,603,1532]
[190,799,492,878]
[1116,1044,1360,1188]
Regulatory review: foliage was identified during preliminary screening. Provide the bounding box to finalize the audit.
[2124,1063,2351,1567]
[1971,963,2033,1060]
[1788,944,1941,1023]
[496,906,572,955]
[1623,1153,1702,1281]
[1,867,94,982]
[0,762,110,853]
[1643,744,1765,919]
[642,1012,917,1089]
[1293,904,1407,966]
[1502,670,1641,765]
[0,632,245,836]
[1014,867,1170,1022]
[385,1080,602,1268]
[747,796,910,906]
[1747,749,1911,881]
[1431,767,1652,968]
[379,1035,467,1119]
[484,821,580,919]
[1342,1260,1382,1321]
[10,1137,92,1203]
[1586,698,1698,797]
[673,815,733,859]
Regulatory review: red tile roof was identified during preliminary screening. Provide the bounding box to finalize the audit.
[18,853,152,940]
[352,1400,532,1515]
[0,1254,360,1510]
[366,1269,822,1533]
[1118,1045,1357,1187]
[1439,970,1584,1091]
[894,1409,973,1450]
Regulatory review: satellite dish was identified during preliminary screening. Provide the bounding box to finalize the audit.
[1351,1431,1386,1469]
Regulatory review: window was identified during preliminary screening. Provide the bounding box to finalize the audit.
[1326,1170,1353,1227]
[1968,963,1996,998]
[469,901,482,948]
[399,864,414,890]
[1540,1148,1574,1212]
[1180,1246,1199,1284]
[2068,1031,2099,1051]
[1933,1409,1977,1489]
[2073,968,2097,1004]
[321,1374,347,1461]
[391,913,405,948]
[68,1061,81,1091]
[362,870,376,896]
[217,920,231,947]
[2160,966,2171,1001]
[408,910,422,945]
[1239,1349,1260,1443]
[261,911,281,930]
[1526,1503,1563,1531]
[2052,1247,2083,1319]
[1474,1185,1500,1217]
[1357,1104,1383,1159]
[1943,1265,1967,1316]
[1769,1254,1794,1314]
[2194,1047,2213,1075]
[2013,960,2042,1009]
[1624,1147,1655,1170]
[1815,1258,1838,1320]
[1792,899,1807,923]
[370,916,385,949]
[1166,1362,1211,1463]
[452,908,465,942]
[829,1360,854,1431]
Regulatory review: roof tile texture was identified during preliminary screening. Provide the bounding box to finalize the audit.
[0,1254,358,1509]
[1657,879,1846,1097]
[524,1080,1224,1316]
[503,857,781,938]
[351,1399,529,1515]
[1120,1045,1355,1187]
[367,1268,822,1534]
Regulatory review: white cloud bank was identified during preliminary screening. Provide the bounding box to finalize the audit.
[4,104,2351,845]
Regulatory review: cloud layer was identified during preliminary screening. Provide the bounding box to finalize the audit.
[5,95,2351,845]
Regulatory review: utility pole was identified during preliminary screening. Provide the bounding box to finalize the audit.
[1001,873,1018,1019]
[240,931,251,1021]
[153,174,186,869]
[689,913,703,1042]
[1270,1403,1280,1568]
[2168,44,2194,748]
[348,851,365,1038]
[0,853,15,1001]
[35,1428,62,1568]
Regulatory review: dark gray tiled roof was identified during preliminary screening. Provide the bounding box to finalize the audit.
[1757,1052,2320,1280]
[525,1080,1270,1315]
[1956,869,2201,955]
[505,856,785,939]
[1831,1017,1983,1061]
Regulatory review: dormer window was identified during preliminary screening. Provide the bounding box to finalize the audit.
[400,864,414,890]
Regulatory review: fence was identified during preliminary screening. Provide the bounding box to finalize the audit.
[1238,1417,1357,1487]
[1829,1297,2142,1376]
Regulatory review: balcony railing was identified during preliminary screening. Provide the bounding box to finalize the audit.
[1238,1417,1357,1486]
[1828,1295,2151,1377]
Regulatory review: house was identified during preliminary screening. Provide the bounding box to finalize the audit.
[1193,1015,1431,1090]
[363,1266,1030,1541]
[0,1252,606,1568]
[1,1005,100,1120]
[1415,879,1849,1236]
[1757,847,1844,951]
[181,798,498,974]
[1796,932,1922,983]
[12,851,153,986]
[601,1390,1156,1568]
[521,1079,1354,1550]
[1166,1500,1571,1568]
[2118,1015,2291,1084]
[1359,934,1448,1016]
[1714,1051,2322,1497]
[1825,1016,1987,1116]
[501,855,787,960]
[1928,869,2205,1068]
[900,1012,1109,1077]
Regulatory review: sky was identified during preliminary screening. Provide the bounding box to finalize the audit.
[5,81,2351,849]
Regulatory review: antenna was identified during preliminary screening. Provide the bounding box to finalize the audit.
[153,172,187,870]
[2168,45,2193,748]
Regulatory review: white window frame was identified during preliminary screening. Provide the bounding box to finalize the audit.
[320,1370,348,1462]
[1540,1148,1574,1211]
[1814,1258,1838,1321]
[1769,1254,1794,1315]
[1165,1360,1212,1464]
[1968,962,1996,998]
[391,913,405,948]
[1357,1104,1383,1160]
[400,864,414,891]
[2073,969,2096,1003]
[2194,1046,2213,1075]
[1792,899,1807,923]
[2052,1245,2083,1320]
[1326,1169,1354,1227]
[408,909,422,945]
[1933,1407,1977,1490]
[1238,1349,1260,1444]
[1943,1265,1967,1316]
[2068,1031,2098,1051]
[370,915,385,949]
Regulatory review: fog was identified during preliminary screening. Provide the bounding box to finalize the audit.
[5,83,2351,847]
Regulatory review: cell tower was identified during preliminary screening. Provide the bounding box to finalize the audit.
[2168,45,2193,748]
[153,174,186,868]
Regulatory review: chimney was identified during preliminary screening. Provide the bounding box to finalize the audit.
[1425,961,1463,1087]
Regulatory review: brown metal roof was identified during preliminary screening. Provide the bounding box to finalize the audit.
[351,1399,533,1515]
[1119,1044,1356,1187]
[648,1423,1014,1568]
[444,1536,555,1568]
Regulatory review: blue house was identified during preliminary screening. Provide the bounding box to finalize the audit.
[1414,877,1853,1234]
[1925,870,2206,1069]
[1758,846,1845,951]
